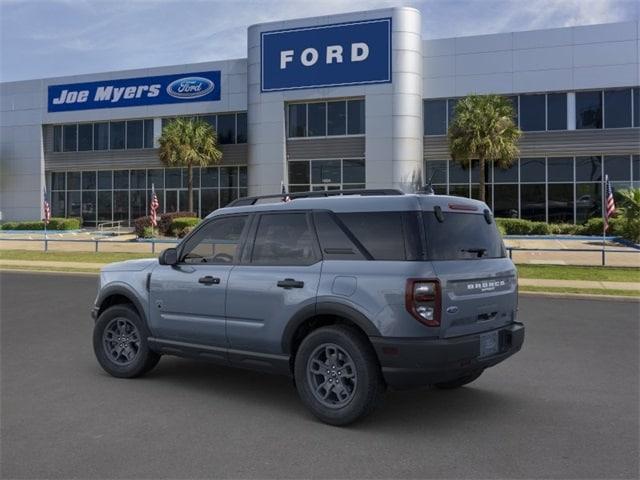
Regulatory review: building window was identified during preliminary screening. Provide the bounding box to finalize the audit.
[548,184,574,223]
[425,160,447,184]
[126,120,144,149]
[63,124,77,152]
[604,89,632,128]
[51,172,65,191]
[143,119,154,148]
[576,156,602,182]
[576,183,601,223]
[109,121,125,149]
[447,99,459,126]
[604,155,631,181]
[519,94,546,132]
[288,158,365,191]
[520,184,546,221]
[493,184,518,218]
[347,99,365,135]
[236,113,247,143]
[94,122,109,150]
[217,114,236,144]
[547,157,574,182]
[78,124,93,151]
[424,99,447,135]
[308,102,327,137]
[576,91,603,129]
[53,125,62,152]
[67,172,80,190]
[546,93,567,130]
[633,88,639,128]
[288,104,307,137]
[520,158,545,182]
[328,101,346,135]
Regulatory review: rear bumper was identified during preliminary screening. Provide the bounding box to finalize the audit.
[370,323,524,389]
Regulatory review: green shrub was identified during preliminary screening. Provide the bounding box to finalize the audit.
[548,223,580,235]
[141,226,155,239]
[133,216,153,237]
[0,217,80,230]
[170,217,200,238]
[159,211,196,236]
[495,218,550,235]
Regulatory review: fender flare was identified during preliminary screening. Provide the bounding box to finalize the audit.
[281,301,381,354]
[95,283,148,325]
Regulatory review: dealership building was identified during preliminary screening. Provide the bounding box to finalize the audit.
[1,7,638,226]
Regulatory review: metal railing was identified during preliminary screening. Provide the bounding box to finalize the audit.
[97,220,123,235]
[505,246,639,266]
[0,237,178,253]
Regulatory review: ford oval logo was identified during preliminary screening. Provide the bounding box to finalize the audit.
[166,77,215,99]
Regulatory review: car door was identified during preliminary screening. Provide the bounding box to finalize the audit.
[226,211,322,357]
[148,214,250,346]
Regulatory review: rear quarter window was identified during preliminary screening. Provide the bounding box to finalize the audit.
[424,212,505,260]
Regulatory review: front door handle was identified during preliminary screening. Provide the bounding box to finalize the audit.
[277,278,304,289]
[198,276,220,285]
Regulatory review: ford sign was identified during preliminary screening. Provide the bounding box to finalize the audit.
[166,77,215,99]
[261,18,392,92]
[48,71,221,112]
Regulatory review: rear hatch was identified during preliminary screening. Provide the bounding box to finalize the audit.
[422,202,517,339]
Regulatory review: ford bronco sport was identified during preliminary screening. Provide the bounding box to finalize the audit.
[92,190,524,425]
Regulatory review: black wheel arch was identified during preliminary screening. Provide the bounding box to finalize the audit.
[95,284,147,326]
[282,302,381,356]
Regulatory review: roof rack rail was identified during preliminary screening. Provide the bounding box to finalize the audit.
[226,188,405,207]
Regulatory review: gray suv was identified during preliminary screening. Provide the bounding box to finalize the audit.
[92,190,524,425]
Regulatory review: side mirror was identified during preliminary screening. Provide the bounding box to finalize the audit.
[159,248,178,266]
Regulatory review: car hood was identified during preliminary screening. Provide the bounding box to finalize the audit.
[101,258,157,272]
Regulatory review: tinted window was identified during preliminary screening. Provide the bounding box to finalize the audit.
[520,158,545,182]
[548,157,573,182]
[109,122,125,149]
[576,91,602,129]
[312,160,341,184]
[520,184,546,221]
[633,155,640,181]
[148,169,163,189]
[314,212,365,260]
[547,93,567,130]
[308,103,326,136]
[114,170,129,189]
[63,124,77,152]
[447,98,459,126]
[236,113,247,143]
[338,212,406,261]
[548,184,574,223]
[343,159,365,184]
[449,161,469,183]
[604,155,631,181]
[130,169,146,189]
[424,99,447,135]
[98,171,112,190]
[327,101,346,135]
[289,161,310,184]
[634,88,639,128]
[126,120,143,149]
[519,94,545,131]
[288,104,306,137]
[144,119,154,148]
[604,89,631,128]
[493,162,518,183]
[425,160,447,184]
[78,124,93,151]
[67,172,80,190]
[201,167,218,188]
[220,167,238,188]
[182,215,247,264]
[82,171,96,190]
[424,213,504,260]
[53,125,62,152]
[252,213,317,265]
[576,156,602,182]
[217,114,236,144]
[493,184,518,218]
[576,183,601,223]
[347,99,364,134]
[94,122,109,150]
[51,172,65,190]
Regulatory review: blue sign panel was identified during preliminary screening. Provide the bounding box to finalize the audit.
[261,18,391,92]
[48,71,221,112]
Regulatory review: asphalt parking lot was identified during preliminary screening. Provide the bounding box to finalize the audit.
[1,271,638,479]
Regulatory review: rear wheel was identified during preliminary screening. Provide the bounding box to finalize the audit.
[93,304,160,378]
[294,325,385,426]
[434,370,483,389]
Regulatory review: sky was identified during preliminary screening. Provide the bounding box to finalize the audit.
[1,0,638,82]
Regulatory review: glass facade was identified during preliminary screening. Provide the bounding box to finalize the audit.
[287,99,365,138]
[48,166,248,226]
[161,112,247,145]
[425,154,638,224]
[288,159,365,192]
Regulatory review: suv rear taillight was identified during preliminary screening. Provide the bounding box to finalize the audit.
[405,279,441,327]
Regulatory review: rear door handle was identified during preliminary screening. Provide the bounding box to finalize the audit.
[277,278,304,289]
[198,276,220,285]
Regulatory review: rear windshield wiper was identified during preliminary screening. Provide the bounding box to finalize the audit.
[460,248,487,258]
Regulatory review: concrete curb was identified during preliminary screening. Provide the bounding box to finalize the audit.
[519,291,639,303]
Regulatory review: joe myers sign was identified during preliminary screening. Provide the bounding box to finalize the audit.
[261,18,391,92]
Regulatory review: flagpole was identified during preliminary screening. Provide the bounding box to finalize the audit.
[602,175,606,266]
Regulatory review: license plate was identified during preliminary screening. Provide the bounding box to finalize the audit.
[479,331,499,358]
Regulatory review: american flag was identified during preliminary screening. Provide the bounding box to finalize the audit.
[604,174,616,232]
[42,188,51,224]
[150,186,160,227]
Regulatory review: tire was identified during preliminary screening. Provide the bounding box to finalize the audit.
[294,325,386,426]
[93,304,161,378]
[434,370,483,389]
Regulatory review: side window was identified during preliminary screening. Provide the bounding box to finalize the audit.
[251,213,318,265]
[313,212,366,260]
[337,212,407,260]
[181,215,247,264]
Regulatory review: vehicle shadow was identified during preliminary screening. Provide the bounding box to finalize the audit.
[134,356,523,431]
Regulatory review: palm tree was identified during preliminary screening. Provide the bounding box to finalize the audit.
[616,188,640,242]
[158,118,222,213]
[448,94,521,202]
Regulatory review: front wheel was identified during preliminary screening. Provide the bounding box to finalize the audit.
[93,304,160,378]
[294,325,386,426]
[434,370,483,389]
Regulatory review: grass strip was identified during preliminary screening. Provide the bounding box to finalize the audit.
[0,250,154,263]
[516,264,640,283]
[519,285,639,298]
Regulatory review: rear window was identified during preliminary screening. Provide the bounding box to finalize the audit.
[424,212,505,260]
